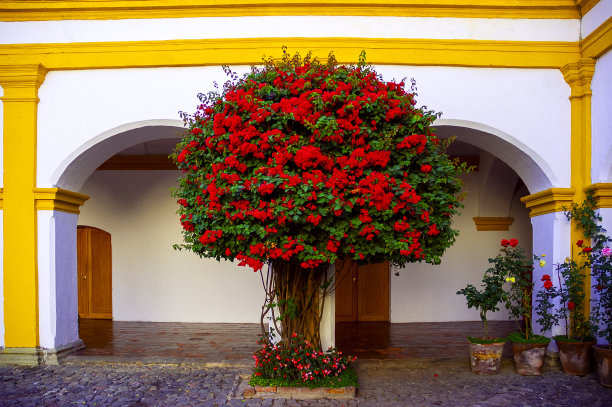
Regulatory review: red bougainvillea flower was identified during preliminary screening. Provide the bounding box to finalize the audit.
[567,302,575,311]
[582,247,592,253]
[576,240,584,247]
[171,51,465,272]
[501,239,510,247]
[509,239,518,247]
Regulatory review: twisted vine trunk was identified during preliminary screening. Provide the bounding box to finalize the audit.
[262,261,329,348]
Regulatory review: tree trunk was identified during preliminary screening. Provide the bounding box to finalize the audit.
[270,261,328,348]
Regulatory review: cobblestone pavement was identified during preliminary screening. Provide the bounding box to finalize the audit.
[0,360,611,407]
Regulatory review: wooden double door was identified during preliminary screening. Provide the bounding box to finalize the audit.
[77,226,113,319]
[335,259,390,322]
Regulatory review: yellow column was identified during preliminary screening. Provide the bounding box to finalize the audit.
[561,58,595,309]
[0,64,47,347]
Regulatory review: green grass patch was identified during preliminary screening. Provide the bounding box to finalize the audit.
[508,332,551,344]
[553,334,596,343]
[249,366,358,389]
[467,336,506,344]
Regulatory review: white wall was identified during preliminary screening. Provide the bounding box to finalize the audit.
[592,49,612,183]
[390,164,533,323]
[0,16,579,45]
[38,65,570,192]
[582,0,612,38]
[77,170,264,323]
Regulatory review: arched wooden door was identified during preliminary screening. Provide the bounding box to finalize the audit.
[335,259,389,322]
[77,226,112,319]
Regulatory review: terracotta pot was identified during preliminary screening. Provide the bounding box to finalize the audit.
[556,339,595,375]
[511,341,549,376]
[594,345,612,388]
[469,340,505,375]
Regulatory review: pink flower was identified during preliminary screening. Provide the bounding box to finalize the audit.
[602,247,612,257]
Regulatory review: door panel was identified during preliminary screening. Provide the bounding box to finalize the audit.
[335,259,358,321]
[335,259,389,322]
[357,262,390,321]
[77,226,112,319]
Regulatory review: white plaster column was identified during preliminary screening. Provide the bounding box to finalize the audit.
[319,264,336,350]
[0,208,4,348]
[37,210,81,351]
[530,211,572,345]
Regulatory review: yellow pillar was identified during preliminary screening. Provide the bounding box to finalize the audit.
[561,58,595,309]
[0,64,47,347]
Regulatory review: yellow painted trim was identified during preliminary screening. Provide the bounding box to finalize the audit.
[582,15,612,59]
[473,217,514,231]
[585,183,612,208]
[1,64,47,348]
[34,188,90,215]
[0,188,3,210]
[0,38,581,71]
[0,0,581,21]
[520,188,575,217]
[576,0,600,16]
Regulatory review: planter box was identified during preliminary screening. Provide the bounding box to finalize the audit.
[243,384,356,400]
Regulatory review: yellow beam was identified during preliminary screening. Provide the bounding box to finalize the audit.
[582,15,612,59]
[0,0,582,21]
[0,64,47,348]
[520,188,576,217]
[0,38,581,71]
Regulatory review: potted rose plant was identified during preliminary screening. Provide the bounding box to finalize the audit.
[536,195,597,376]
[577,192,612,387]
[457,264,507,375]
[497,239,551,375]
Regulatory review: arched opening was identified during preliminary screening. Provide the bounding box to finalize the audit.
[335,122,552,358]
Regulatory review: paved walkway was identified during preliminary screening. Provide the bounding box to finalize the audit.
[0,359,610,406]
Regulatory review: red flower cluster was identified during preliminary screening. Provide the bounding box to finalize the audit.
[172,54,464,271]
[541,274,553,289]
[501,239,519,248]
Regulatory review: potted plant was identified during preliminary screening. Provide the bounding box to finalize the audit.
[536,196,597,376]
[591,243,612,387]
[577,193,612,387]
[457,265,507,375]
[497,239,551,375]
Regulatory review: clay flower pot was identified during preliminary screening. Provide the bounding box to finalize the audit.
[556,339,595,375]
[469,340,505,375]
[511,341,549,376]
[594,345,612,388]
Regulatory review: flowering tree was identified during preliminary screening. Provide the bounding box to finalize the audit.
[172,51,465,347]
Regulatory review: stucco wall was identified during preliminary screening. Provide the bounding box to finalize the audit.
[390,166,533,323]
[78,157,532,323]
[592,49,612,183]
[77,170,264,323]
[37,65,569,192]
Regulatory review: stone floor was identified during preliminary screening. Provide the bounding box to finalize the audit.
[0,360,610,406]
[1,320,609,406]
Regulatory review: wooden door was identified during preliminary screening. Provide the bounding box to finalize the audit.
[335,259,389,322]
[77,226,112,319]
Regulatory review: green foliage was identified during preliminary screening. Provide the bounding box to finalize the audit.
[507,331,550,344]
[467,336,506,344]
[249,366,358,389]
[171,49,466,273]
[457,273,506,339]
